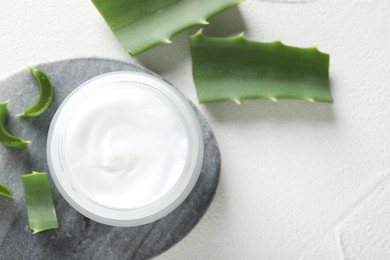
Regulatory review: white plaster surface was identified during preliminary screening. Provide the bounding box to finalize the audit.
[0,0,390,259]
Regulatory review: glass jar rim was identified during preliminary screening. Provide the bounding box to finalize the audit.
[47,71,204,226]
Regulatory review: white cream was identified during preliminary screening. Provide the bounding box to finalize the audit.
[62,82,189,210]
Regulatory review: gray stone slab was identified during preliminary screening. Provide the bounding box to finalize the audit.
[0,58,220,260]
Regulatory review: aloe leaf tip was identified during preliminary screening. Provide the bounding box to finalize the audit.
[0,182,14,199]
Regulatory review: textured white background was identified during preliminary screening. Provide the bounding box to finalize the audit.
[1,0,390,259]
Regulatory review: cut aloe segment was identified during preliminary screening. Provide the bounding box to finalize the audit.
[92,0,242,55]
[0,182,13,199]
[0,100,30,149]
[190,32,333,104]
[22,172,59,234]
[18,67,54,118]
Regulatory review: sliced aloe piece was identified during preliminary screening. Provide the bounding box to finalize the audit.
[92,0,242,55]
[22,172,59,234]
[190,32,333,104]
[0,100,31,149]
[18,67,54,118]
[0,182,14,199]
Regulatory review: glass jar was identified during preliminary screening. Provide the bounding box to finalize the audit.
[47,71,204,226]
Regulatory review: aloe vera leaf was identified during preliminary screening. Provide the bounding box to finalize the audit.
[0,182,14,199]
[190,32,333,104]
[0,100,31,149]
[22,172,59,234]
[18,67,54,118]
[91,0,243,55]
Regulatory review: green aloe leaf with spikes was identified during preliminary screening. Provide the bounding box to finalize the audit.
[92,0,243,56]
[190,31,333,104]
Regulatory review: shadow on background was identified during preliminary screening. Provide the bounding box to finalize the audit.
[204,99,335,124]
[203,7,247,37]
[136,7,247,74]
